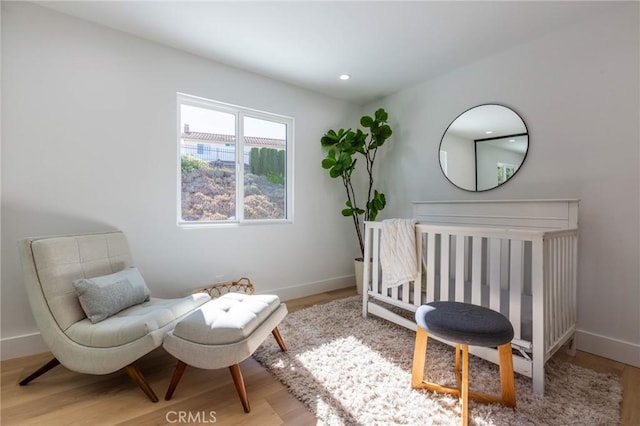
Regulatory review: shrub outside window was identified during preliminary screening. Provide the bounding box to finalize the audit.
[178,93,293,225]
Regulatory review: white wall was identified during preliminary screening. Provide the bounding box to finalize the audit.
[0,3,361,359]
[371,4,639,366]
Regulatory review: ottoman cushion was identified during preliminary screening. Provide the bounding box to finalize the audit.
[172,293,281,345]
[416,301,514,347]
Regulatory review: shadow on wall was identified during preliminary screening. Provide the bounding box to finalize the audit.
[1,203,118,335]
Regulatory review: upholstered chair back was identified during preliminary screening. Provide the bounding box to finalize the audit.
[19,232,132,332]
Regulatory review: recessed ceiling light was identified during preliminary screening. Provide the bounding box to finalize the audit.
[509,139,516,142]
[485,130,493,134]
[339,74,351,81]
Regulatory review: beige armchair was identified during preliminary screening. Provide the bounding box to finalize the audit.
[17,231,210,402]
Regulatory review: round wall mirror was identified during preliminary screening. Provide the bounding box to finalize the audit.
[439,104,528,192]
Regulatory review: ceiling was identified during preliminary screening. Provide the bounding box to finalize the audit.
[36,1,620,105]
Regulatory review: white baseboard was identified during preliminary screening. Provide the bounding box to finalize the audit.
[576,329,640,367]
[1,332,49,361]
[261,274,356,302]
[1,275,357,361]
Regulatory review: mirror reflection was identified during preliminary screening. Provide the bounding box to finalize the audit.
[439,104,528,191]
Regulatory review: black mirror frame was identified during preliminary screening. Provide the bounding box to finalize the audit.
[438,103,529,192]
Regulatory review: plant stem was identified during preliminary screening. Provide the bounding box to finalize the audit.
[342,173,364,257]
[365,146,376,222]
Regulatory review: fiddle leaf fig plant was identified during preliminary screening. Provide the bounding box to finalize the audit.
[321,108,393,258]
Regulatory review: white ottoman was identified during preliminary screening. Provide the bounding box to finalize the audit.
[163,292,288,412]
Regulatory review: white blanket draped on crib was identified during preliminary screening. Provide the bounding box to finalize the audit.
[380,218,419,289]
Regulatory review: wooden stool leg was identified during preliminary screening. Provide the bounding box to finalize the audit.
[164,361,188,401]
[411,327,429,388]
[455,344,462,388]
[272,327,287,352]
[461,344,469,426]
[229,364,250,413]
[498,343,516,407]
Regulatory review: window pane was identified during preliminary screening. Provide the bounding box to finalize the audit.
[180,104,237,221]
[243,116,287,220]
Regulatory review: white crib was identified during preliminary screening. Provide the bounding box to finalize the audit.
[362,199,579,395]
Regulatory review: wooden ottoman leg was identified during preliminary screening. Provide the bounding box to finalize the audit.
[229,364,250,413]
[165,361,188,401]
[272,327,287,352]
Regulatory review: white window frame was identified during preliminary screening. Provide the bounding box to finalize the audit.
[497,161,517,185]
[177,93,294,227]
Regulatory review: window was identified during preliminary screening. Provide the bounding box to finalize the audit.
[178,93,293,225]
[497,162,517,185]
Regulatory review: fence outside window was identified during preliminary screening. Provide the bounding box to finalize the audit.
[181,143,249,165]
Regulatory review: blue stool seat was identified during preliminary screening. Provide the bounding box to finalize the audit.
[412,301,517,426]
[416,301,514,347]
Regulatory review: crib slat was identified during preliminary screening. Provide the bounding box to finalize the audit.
[509,241,523,340]
[426,232,436,303]
[455,235,465,302]
[471,237,482,305]
[363,224,373,317]
[549,238,562,346]
[559,236,565,332]
[532,237,545,395]
[372,226,380,294]
[544,238,550,349]
[440,233,450,301]
[415,231,423,306]
[402,278,410,304]
[562,236,569,334]
[571,234,578,326]
[489,238,501,312]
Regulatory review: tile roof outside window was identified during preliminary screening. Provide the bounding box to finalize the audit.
[182,126,285,149]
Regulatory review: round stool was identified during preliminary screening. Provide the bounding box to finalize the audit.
[411,301,516,426]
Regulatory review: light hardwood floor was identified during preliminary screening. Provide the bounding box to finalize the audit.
[1,287,638,425]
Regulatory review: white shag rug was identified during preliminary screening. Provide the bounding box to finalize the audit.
[253,297,622,426]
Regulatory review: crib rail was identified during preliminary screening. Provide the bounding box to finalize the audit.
[362,221,578,395]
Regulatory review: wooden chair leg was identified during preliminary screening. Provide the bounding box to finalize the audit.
[411,327,429,388]
[229,364,250,413]
[461,344,469,426]
[272,327,287,352]
[164,361,188,401]
[498,343,516,407]
[19,357,60,386]
[124,364,159,403]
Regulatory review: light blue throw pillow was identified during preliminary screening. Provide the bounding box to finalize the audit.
[73,266,151,323]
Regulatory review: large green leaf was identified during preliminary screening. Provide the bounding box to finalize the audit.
[368,190,387,221]
[375,108,388,122]
[360,115,374,128]
[321,157,335,169]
